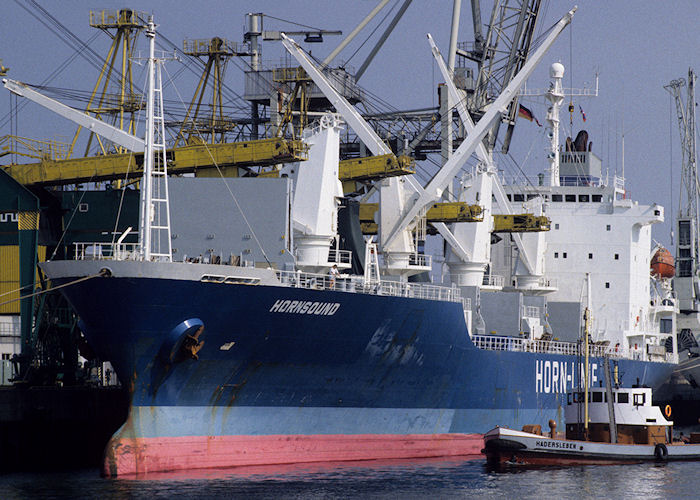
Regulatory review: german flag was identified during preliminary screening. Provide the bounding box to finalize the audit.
[518,104,541,126]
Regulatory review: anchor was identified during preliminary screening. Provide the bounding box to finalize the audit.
[181,325,205,360]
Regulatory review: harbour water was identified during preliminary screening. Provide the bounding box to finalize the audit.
[2,455,699,499]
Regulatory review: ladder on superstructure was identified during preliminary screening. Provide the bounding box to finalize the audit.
[364,241,381,284]
[139,18,172,262]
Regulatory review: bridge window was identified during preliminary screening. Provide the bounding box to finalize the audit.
[592,392,603,403]
[579,195,589,202]
[552,194,563,202]
[572,392,585,403]
[592,194,603,202]
[617,392,629,404]
[633,393,646,406]
[513,194,525,202]
[565,194,576,202]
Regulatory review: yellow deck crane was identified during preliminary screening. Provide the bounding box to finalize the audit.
[1,79,308,186]
[358,202,483,235]
[492,213,550,233]
[357,202,547,235]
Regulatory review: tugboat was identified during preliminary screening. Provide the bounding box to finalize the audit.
[483,273,700,466]
[481,385,700,466]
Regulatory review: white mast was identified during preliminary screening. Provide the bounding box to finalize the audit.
[138,17,172,262]
[546,63,565,186]
[521,63,598,186]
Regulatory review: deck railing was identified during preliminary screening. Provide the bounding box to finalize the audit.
[473,335,577,355]
[471,334,670,363]
[73,242,140,261]
[522,306,540,319]
[275,270,465,305]
[328,249,352,265]
[409,253,432,267]
[0,323,17,336]
[472,334,624,357]
[482,274,505,287]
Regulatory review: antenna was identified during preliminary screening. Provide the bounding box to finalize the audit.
[520,64,598,186]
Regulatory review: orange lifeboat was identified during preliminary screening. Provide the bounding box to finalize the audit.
[651,247,675,278]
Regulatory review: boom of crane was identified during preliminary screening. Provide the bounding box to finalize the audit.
[666,70,700,321]
[280,31,488,271]
[280,6,574,279]
[359,201,484,234]
[281,32,430,278]
[338,153,415,183]
[2,78,307,187]
[3,78,145,153]
[379,7,573,287]
[427,32,551,288]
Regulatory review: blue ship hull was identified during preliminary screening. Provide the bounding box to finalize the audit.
[52,272,674,475]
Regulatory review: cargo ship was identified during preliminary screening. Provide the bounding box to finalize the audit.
[44,257,674,476]
[12,8,676,476]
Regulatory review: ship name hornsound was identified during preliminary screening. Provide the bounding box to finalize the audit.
[269,299,341,315]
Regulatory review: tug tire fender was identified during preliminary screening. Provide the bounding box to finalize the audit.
[654,443,668,461]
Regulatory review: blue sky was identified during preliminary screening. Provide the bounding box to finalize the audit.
[2,1,700,248]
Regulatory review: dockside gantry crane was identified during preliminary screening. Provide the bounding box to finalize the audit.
[665,69,700,341]
[1,9,308,187]
[78,9,146,157]
[174,37,241,147]
[458,0,542,153]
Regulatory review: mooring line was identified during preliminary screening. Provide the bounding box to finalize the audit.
[0,270,108,308]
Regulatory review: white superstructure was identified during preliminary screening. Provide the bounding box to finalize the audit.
[492,175,668,352]
[489,63,674,362]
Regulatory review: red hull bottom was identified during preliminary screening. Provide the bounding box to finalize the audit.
[103,433,483,477]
